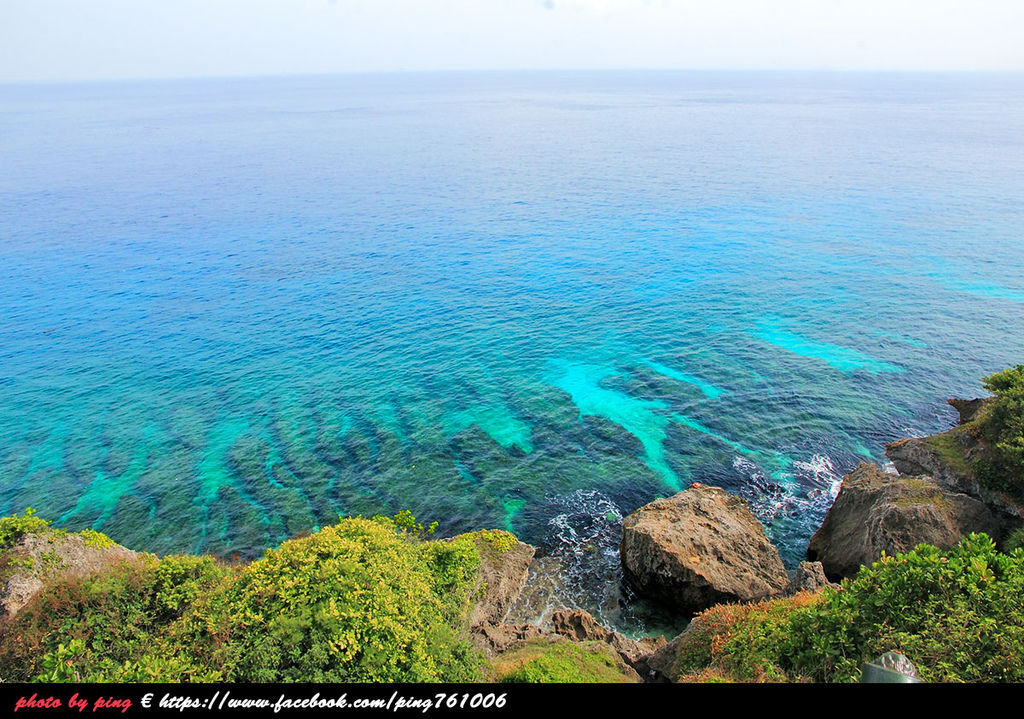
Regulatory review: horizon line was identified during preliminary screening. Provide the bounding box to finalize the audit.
[4,66,1024,89]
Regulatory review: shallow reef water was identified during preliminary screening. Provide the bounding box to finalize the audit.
[1,72,1023,626]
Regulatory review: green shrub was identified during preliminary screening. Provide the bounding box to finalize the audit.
[0,508,53,549]
[171,516,485,682]
[685,534,1024,683]
[0,554,230,682]
[791,534,1024,681]
[975,365,1024,494]
[152,555,232,619]
[0,513,494,683]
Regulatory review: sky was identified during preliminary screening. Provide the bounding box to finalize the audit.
[2,0,1023,83]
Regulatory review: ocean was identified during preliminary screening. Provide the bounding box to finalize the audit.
[2,70,1023,629]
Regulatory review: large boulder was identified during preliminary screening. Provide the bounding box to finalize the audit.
[1,533,140,620]
[807,463,1001,579]
[620,483,789,614]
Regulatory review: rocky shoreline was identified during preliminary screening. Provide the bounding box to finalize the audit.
[2,395,1021,683]
[461,394,1024,681]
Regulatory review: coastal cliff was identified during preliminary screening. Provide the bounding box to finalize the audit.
[2,367,1023,683]
[0,511,646,683]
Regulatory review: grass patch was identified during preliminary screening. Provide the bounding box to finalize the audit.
[923,427,977,479]
[494,638,638,683]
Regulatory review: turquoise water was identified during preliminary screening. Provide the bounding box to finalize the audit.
[1,73,1023,617]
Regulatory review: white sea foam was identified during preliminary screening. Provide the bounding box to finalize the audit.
[793,453,843,499]
[529,489,627,627]
[732,452,844,562]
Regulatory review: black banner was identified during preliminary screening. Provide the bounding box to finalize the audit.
[0,681,974,717]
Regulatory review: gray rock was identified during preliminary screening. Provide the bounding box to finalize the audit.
[468,538,535,628]
[807,463,1001,579]
[549,609,666,666]
[948,397,993,425]
[463,534,537,656]
[621,483,789,614]
[886,433,983,498]
[785,561,837,595]
[885,432,1023,528]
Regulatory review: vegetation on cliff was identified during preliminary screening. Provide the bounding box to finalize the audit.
[975,364,1024,498]
[4,366,1023,684]
[0,511,514,683]
[669,533,1024,682]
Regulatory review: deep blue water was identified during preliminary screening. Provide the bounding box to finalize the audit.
[2,71,1023,627]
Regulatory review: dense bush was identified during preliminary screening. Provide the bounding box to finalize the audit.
[0,513,493,683]
[676,534,1024,682]
[975,365,1024,494]
[174,517,486,682]
[0,508,55,550]
[0,554,229,682]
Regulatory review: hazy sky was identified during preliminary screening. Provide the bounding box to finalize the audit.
[3,0,1023,82]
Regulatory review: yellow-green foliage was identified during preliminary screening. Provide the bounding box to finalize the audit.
[474,529,518,554]
[78,529,116,550]
[376,509,439,538]
[494,638,638,683]
[174,517,485,682]
[0,508,53,549]
[0,508,115,552]
[152,555,232,618]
